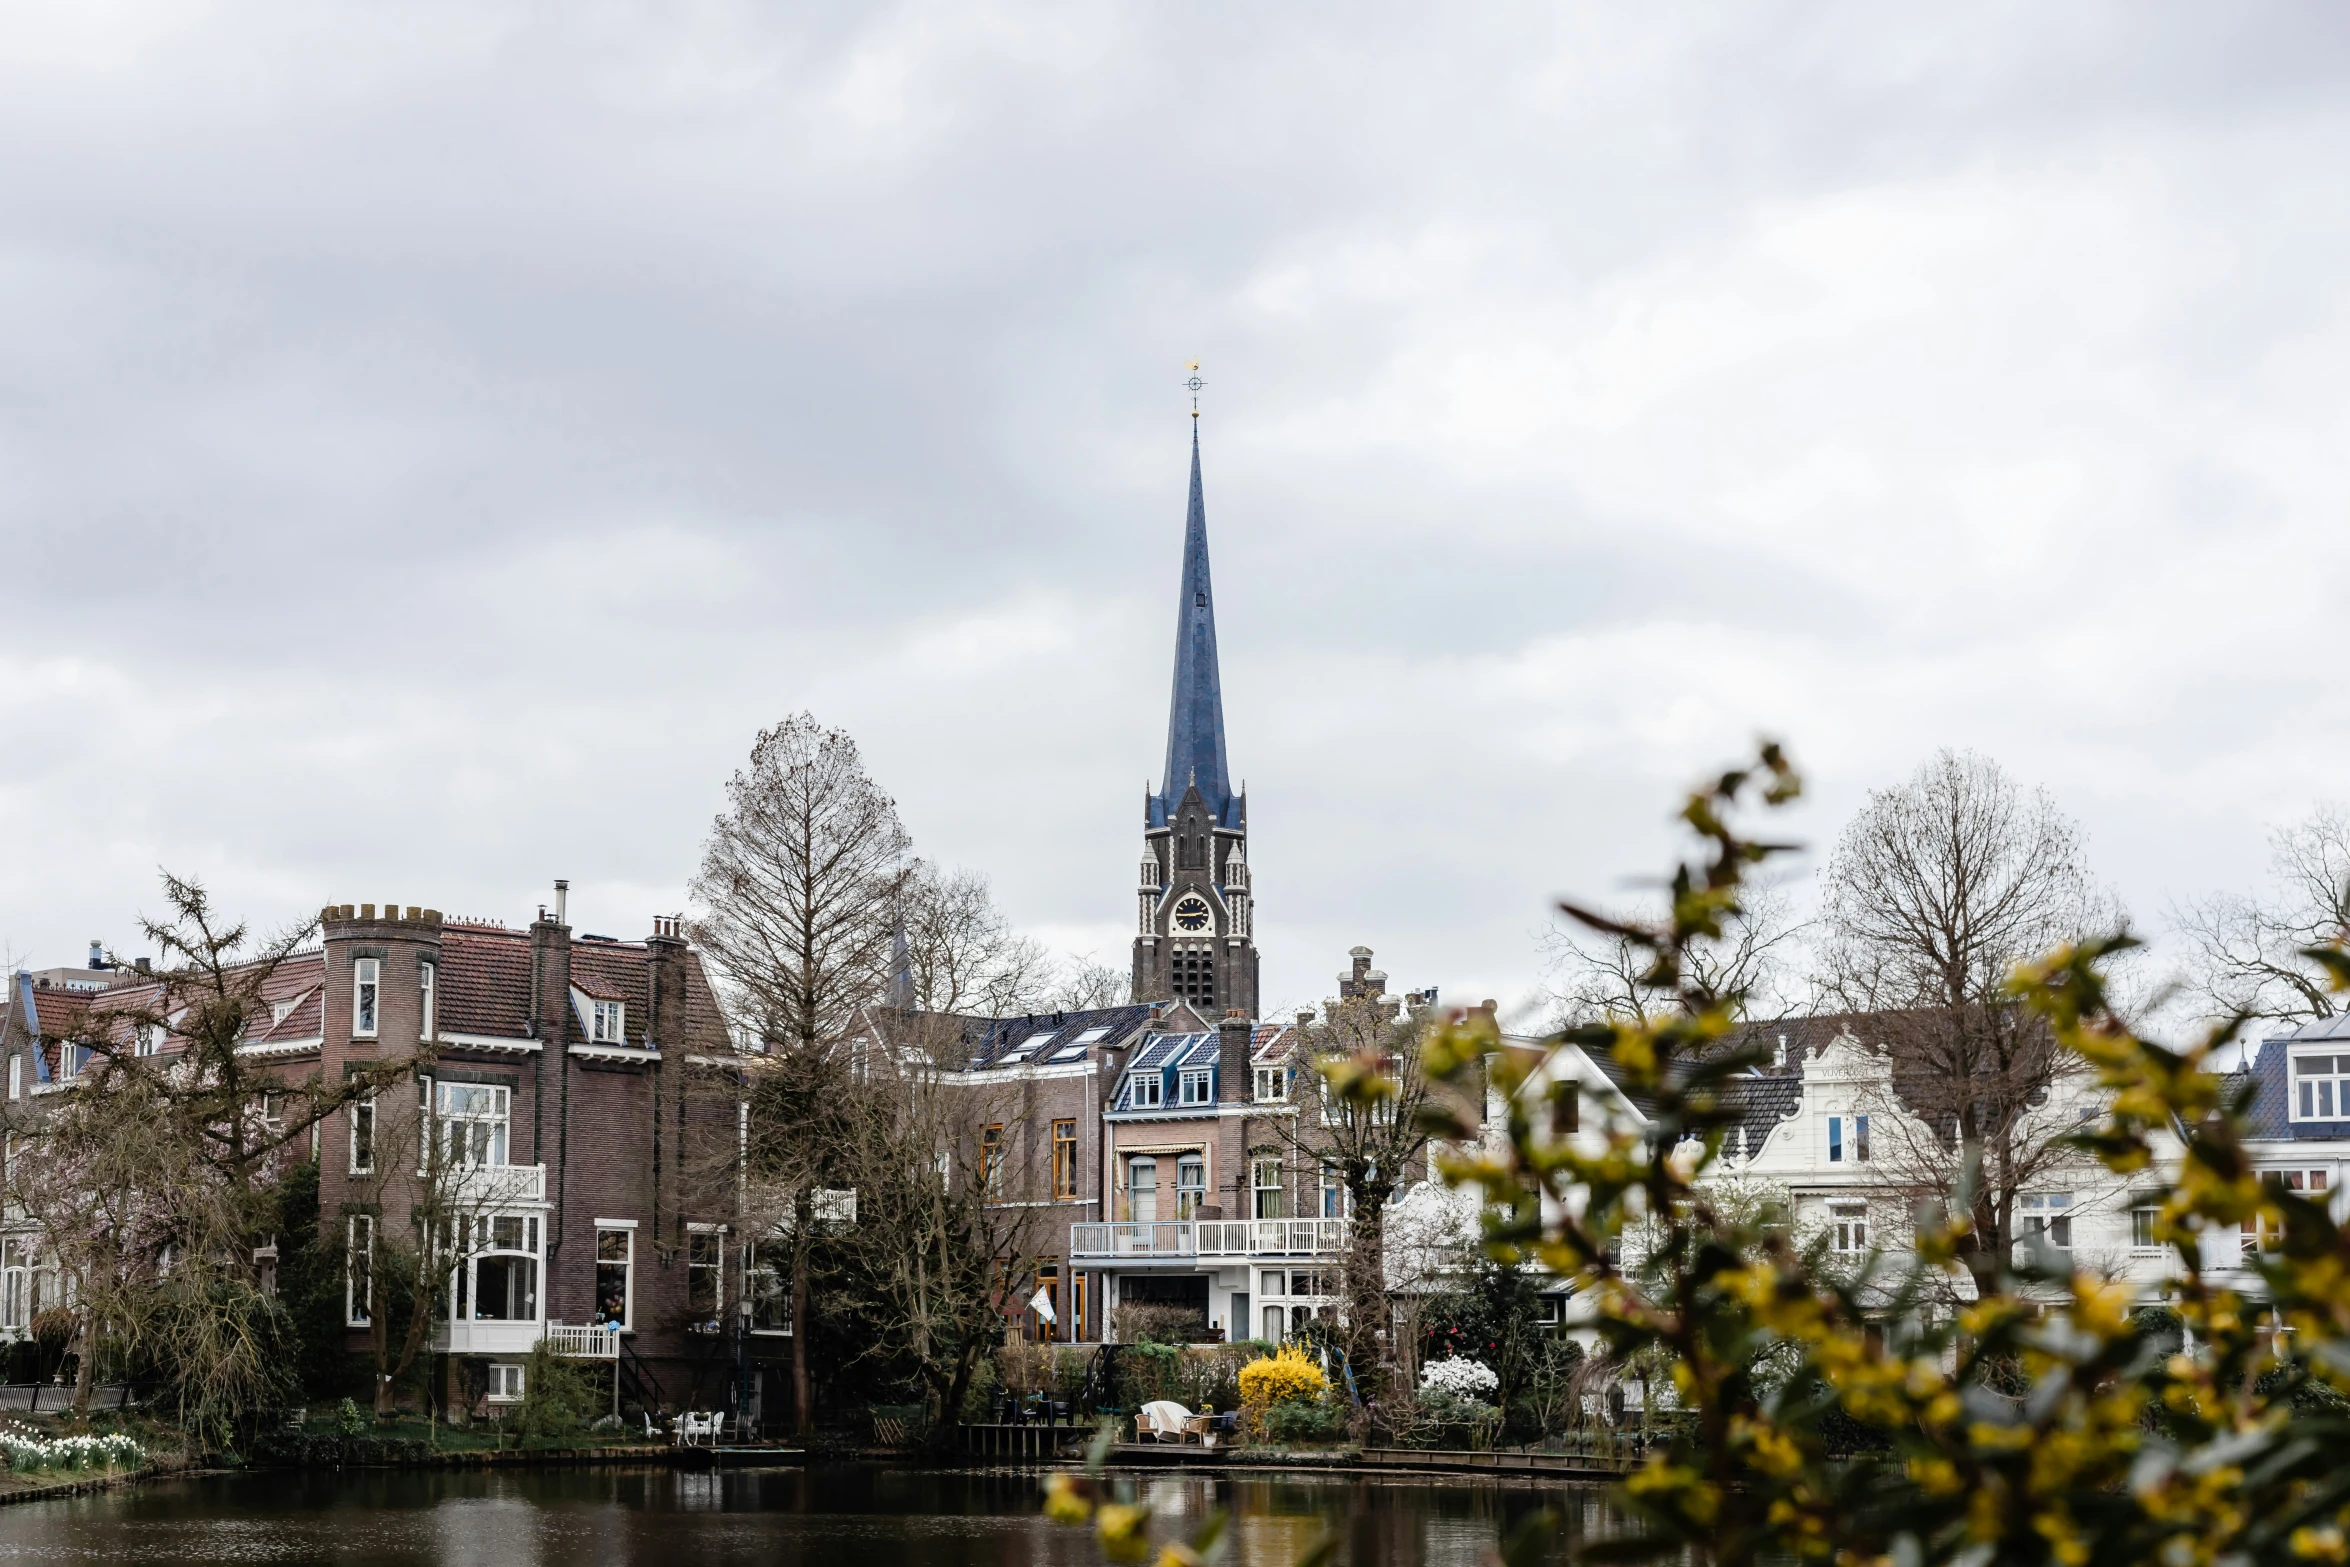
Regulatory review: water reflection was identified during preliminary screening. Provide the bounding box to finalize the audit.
[0,1463,1621,1565]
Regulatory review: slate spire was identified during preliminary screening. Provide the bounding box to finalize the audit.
[1155,426,1236,828]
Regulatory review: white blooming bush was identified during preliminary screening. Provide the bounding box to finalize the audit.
[0,1427,143,1474]
[1417,1357,1500,1402]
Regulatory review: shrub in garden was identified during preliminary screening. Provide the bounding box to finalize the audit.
[1263,1398,1346,1445]
[1237,1344,1326,1437]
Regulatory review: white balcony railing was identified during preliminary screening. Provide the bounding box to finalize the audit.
[434,1320,619,1358]
[544,1322,620,1360]
[1069,1219,1346,1259]
[450,1163,548,1205]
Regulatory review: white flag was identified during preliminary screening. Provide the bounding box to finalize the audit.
[1029,1286,1057,1324]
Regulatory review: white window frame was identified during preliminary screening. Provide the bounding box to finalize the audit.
[352,957,380,1039]
[1129,1072,1163,1109]
[487,1362,524,1403]
[419,960,437,1043]
[349,1097,376,1176]
[1127,1156,1158,1223]
[2020,1192,2074,1251]
[0,1239,31,1331]
[1175,1155,1206,1219]
[7,1054,18,1101]
[2294,1053,2350,1121]
[456,1213,541,1326]
[436,1082,510,1168]
[1253,1064,1286,1103]
[590,999,625,1045]
[1179,1067,1213,1106]
[686,1224,726,1326]
[1831,1202,1868,1254]
[2131,1203,2160,1252]
[346,1214,373,1326]
[594,1221,636,1331]
[55,1041,78,1085]
[134,1024,158,1058]
[1252,1156,1284,1221]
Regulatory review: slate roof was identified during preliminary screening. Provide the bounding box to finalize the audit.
[1149,428,1240,832]
[939,1003,1157,1072]
[1110,1031,1222,1112]
[2235,1016,2350,1141]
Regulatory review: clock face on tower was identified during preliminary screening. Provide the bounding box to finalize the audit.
[1172,896,1212,933]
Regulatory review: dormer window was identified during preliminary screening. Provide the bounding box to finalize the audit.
[352,958,380,1038]
[270,1001,295,1026]
[590,1000,626,1045]
[1129,1072,1163,1110]
[1179,1067,1213,1106]
[1254,1065,1287,1103]
[2294,1053,2350,1120]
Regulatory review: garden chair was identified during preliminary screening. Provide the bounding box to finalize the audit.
[708,1412,727,1445]
[1137,1400,1193,1442]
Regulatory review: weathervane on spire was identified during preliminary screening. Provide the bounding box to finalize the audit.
[1184,359,1205,421]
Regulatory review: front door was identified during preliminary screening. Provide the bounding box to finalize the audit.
[1129,1157,1157,1224]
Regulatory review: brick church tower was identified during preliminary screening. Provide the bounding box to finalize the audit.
[1132,424,1261,1017]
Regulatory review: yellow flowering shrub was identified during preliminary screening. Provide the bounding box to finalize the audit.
[1237,1342,1327,1432]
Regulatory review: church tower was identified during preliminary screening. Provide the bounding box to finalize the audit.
[1133,425,1260,1018]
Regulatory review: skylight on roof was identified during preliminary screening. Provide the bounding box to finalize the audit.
[1068,1026,1112,1045]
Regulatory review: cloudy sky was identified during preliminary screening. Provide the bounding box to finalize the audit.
[3,3,2348,1022]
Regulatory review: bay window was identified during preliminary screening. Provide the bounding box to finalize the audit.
[454,1214,539,1323]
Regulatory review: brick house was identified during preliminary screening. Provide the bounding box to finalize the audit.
[0,890,753,1422]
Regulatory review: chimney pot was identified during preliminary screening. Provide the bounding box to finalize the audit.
[554,880,569,925]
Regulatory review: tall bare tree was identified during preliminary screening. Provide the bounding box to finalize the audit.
[1270,992,1439,1417]
[2173,802,2350,1027]
[691,714,914,1438]
[1813,749,2115,1283]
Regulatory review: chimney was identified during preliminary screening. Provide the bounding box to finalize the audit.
[646,914,687,1052]
[86,940,105,971]
[531,887,572,1048]
[1217,1008,1254,1106]
[553,879,569,927]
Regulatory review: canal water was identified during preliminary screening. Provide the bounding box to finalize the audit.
[0,1463,1625,1564]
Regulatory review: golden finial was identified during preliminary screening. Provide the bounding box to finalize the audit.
[1184,359,1205,420]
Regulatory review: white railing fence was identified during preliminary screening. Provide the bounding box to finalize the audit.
[1069,1219,1345,1259]
[544,1322,621,1359]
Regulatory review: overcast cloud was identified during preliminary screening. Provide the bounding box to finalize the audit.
[2,3,2348,1021]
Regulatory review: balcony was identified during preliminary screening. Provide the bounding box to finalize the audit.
[449,1163,548,1205]
[434,1320,620,1359]
[1069,1219,1346,1261]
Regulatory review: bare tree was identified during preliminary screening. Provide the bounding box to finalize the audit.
[1544,885,1803,1028]
[829,1046,1049,1439]
[1046,956,1131,1012]
[691,714,914,1438]
[895,865,1055,1016]
[2172,802,2350,1027]
[1269,992,1439,1418]
[1813,749,2117,1283]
